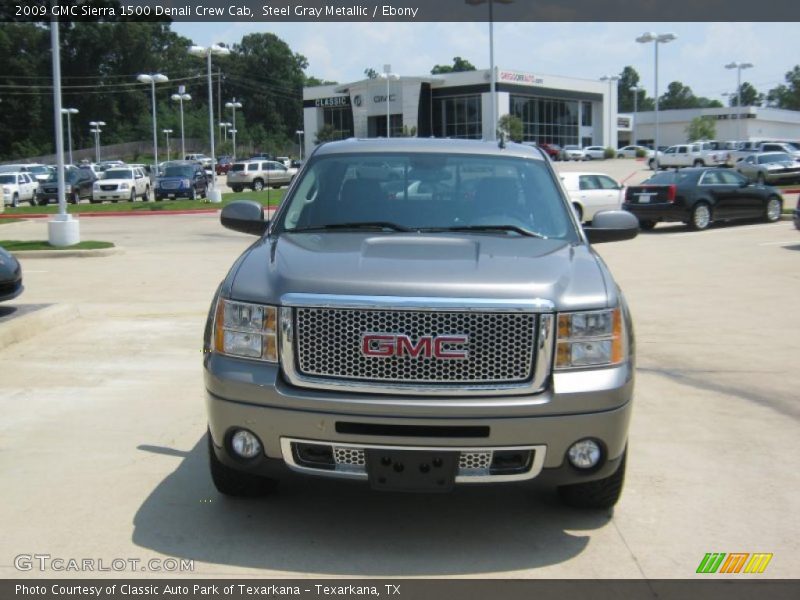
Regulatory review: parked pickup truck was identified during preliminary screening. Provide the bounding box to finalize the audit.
[203,138,641,509]
[648,142,729,170]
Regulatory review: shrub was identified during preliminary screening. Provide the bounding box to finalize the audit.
[604,147,616,159]
[635,148,647,158]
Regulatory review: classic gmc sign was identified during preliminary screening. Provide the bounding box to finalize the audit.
[361,334,469,359]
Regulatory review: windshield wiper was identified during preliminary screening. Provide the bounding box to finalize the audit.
[422,225,547,238]
[289,221,413,233]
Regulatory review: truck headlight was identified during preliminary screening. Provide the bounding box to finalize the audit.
[120,183,129,190]
[555,308,625,369]
[214,299,278,362]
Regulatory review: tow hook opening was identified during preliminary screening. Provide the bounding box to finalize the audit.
[294,442,336,470]
[490,450,533,474]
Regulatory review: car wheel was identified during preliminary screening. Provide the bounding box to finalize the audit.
[31,197,40,207]
[189,187,197,201]
[558,448,626,509]
[648,159,656,170]
[70,192,80,205]
[638,219,657,231]
[693,160,704,167]
[129,190,136,203]
[252,179,264,192]
[11,193,19,208]
[756,173,766,185]
[764,196,782,223]
[231,186,242,193]
[208,431,276,497]
[690,202,712,230]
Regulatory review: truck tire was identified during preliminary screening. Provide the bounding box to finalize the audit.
[252,179,264,192]
[558,449,626,509]
[208,432,275,497]
[231,186,242,193]
[12,193,19,208]
[693,160,704,167]
[129,190,136,203]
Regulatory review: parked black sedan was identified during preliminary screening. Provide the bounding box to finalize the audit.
[0,245,23,302]
[623,168,784,231]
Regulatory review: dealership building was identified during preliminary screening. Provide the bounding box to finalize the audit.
[302,68,618,157]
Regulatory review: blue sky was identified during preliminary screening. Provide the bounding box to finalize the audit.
[172,22,799,102]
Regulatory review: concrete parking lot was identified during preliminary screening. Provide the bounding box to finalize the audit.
[0,196,798,578]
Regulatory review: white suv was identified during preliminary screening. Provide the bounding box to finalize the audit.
[1,172,38,207]
[92,166,150,203]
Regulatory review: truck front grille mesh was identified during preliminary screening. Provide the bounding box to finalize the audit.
[295,308,536,384]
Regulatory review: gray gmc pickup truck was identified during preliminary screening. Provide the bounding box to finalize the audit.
[203,138,639,508]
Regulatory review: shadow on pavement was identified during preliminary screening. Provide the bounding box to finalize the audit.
[132,436,609,576]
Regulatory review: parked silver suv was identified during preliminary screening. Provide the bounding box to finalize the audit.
[227,160,295,192]
[204,138,639,508]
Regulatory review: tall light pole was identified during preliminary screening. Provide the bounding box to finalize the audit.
[60,108,78,165]
[629,85,642,146]
[170,90,191,158]
[162,129,173,161]
[225,97,242,159]
[137,73,169,171]
[189,43,230,203]
[466,0,513,141]
[636,32,677,168]
[379,66,399,138]
[296,130,304,160]
[88,120,106,162]
[725,61,754,142]
[600,75,620,148]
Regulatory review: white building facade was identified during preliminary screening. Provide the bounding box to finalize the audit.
[302,68,616,157]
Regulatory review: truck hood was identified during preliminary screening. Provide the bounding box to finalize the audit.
[226,232,613,311]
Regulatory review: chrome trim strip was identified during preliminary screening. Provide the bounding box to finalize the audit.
[280,438,547,483]
[281,293,555,312]
[279,305,555,397]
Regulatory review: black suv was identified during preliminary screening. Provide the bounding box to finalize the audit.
[36,166,97,205]
[154,161,208,201]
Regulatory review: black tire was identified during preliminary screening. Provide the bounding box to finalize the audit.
[693,160,704,167]
[764,196,782,223]
[31,196,39,207]
[129,190,136,203]
[11,193,19,208]
[208,432,275,497]
[638,219,657,231]
[689,202,712,230]
[756,172,766,185]
[558,449,627,509]
[142,187,150,202]
[252,179,264,192]
[189,187,197,201]
[231,186,242,193]
[272,185,281,190]
[648,159,656,170]
[89,197,101,204]
[155,195,163,202]
[70,192,80,205]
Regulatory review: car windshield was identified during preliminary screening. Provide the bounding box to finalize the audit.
[276,152,577,241]
[759,153,792,164]
[45,168,78,182]
[104,169,134,179]
[0,174,16,184]
[163,166,194,178]
[27,166,49,175]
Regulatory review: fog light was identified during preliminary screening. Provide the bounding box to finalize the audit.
[568,439,602,470]
[231,429,262,459]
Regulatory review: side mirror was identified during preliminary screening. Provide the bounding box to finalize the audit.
[221,200,269,236]
[583,210,639,244]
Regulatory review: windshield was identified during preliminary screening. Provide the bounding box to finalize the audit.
[162,166,194,178]
[759,153,792,164]
[45,168,77,182]
[276,152,577,241]
[0,174,16,184]
[104,169,134,179]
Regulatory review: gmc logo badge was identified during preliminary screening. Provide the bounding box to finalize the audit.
[361,334,469,360]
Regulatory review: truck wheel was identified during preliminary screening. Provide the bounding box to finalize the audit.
[142,187,150,202]
[189,187,197,201]
[558,449,626,509]
[70,192,80,205]
[208,432,275,497]
[638,219,657,231]
[252,179,264,192]
[129,190,136,203]
[12,193,19,208]
[693,160,704,167]
[231,186,242,193]
[689,202,712,230]
[764,196,782,223]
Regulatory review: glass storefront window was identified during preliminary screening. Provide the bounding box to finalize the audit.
[511,95,580,147]
[323,107,354,140]
[433,95,482,139]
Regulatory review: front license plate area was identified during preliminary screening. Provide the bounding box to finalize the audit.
[365,449,459,493]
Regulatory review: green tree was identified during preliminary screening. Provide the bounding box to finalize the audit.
[315,124,341,144]
[364,68,379,79]
[658,81,722,110]
[685,116,716,141]
[431,56,477,74]
[497,114,523,142]
[729,82,763,107]
[767,66,800,109]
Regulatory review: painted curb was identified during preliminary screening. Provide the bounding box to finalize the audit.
[0,209,220,219]
[13,246,123,259]
[0,304,79,350]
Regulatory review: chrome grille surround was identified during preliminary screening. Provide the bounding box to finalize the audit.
[282,438,547,483]
[279,294,555,397]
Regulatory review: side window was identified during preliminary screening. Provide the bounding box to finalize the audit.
[718,170,743,185]
[665,147,676,155]
[578,175,599,191]
[700,171,720,185]
[597,176,619,190]
[247,163,258,172]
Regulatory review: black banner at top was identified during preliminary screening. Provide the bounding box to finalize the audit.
[3,0,800,22]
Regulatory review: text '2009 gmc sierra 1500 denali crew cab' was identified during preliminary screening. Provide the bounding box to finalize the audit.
[203,138,640,509]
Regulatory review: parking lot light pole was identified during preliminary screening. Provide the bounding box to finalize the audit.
[162,129,173,161]
[137,73,169,172]
[599,75,620,149]
[190,43,230,203]
[380,66,399,138]
[725,62,753,142]
[636,32,677,169]
[296,130,304,160]
[61,108,78,165]
[629,85,642,146]
[170,91,191,158]
[88,120,105,162]
[225,98,242,159]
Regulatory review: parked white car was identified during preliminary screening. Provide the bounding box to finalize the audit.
[560,145,586,161]
[92,166,150,203]
[560,172,625,223]
[1,171,38,207]
[616,145,650,158]
[583,146,607,160]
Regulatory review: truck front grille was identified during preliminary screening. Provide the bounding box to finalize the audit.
[294,308,536,384]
